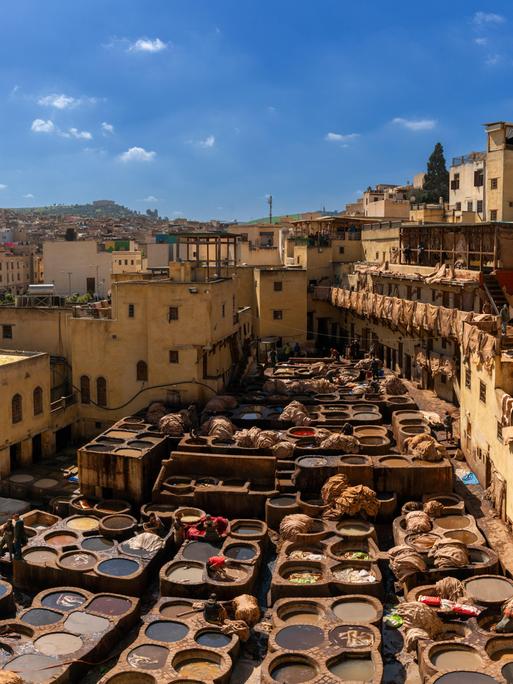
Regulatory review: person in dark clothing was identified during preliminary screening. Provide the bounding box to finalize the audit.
[0,520,14,562]
[12,514,27,560]
[443,412,454,442]
[351,339,360,360]
[203,593,224,624]
[342,423,354,435]
[404,245,412,264]
[370,357,380,380]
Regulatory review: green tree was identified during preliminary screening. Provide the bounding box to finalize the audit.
[423,142,449,203]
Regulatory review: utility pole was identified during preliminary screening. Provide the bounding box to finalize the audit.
[267,194,273,224]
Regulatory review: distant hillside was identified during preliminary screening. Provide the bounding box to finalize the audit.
[9,200,158,220]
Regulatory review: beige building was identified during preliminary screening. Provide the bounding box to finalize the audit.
[449,152,486,219]
[485,121,513,222]
[0,251,31,295]
[43,240,113,297]
[112,250,144,274]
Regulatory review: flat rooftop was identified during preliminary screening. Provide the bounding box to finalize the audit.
[0,349,46,366]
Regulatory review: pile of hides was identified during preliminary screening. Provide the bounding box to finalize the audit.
[233,427,295,456]
[389,545,427,581]
[124,532,164,554]
[262,379,289,395]
[435,577,468,602]
[321,474,349,504]
[279,401,312,426]
[146,402,168,425]
[405,511,432,534]
[271,441,296,458]
[423,500,444,518]
[321,476,379,520]
[203,395,238,412]
[319,433,359,453]
[231,594,260,627]
[159,413,186,436]
[502,597,513,619]
[403,433,447,462]
[383,376,408,395]
[201,416,235,440]
[280,514,315,543]
[428,539,469,569]
[355,358,373,370]
[396,601,445,652]
[0,675,23,684]
[221,619,250,642]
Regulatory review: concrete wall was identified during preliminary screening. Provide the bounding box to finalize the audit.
[361,224,401,263]
[43,241,112,297]
[0,306,73,360]
[254,268,307,345]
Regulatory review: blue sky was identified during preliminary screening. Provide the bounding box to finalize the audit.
[0,1,512,221]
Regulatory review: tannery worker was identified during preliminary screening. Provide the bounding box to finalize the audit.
[13,514,27,560]
[0,520,14,563]
[443,412,454,442]
[203,593,225,624]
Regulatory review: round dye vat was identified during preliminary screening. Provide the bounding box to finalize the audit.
[195,630,231,648]
[332,599,379,622]
[21,608,63,626]
[3,654,60,683]
[289,428,316,437]
[67,516,100,532]
[224,545,256,561]
[271,660,317,683]
[97,558,139,577]
[35,632,83,656]
[8,474,34,483]
[298,457,328,467]
[45,532,78,547]
[175,657,222,679]
[81,536,115,552]
[465,576,513,604]
[87,596,132,616]
[240,412,262,419]
[114,448,143,457]
[127,440,153,449]
[23,548,58,565]
[166,563,204,584]
[503,663,513,683]
[430,646,483,670]
[231,523,263,536]
[64,611,109,635]
[269,496,296,507]
[490,646,513,662]
[278,603,322,625]
[101,514,136,530]
[328,656,374,680]
[436,515,471,530]
[105,430,138,439]
[380,457,409,466]
[445,529,478,545]
[433,674,500,684]
[336,520,373,536]
[160,601,193,618]
[42,592,86,611]
[146,621,189,643]
[120,542,150,558]
[275,625,324,650]
[33,478,58,489]
[58,552,97,572]
[182,541,222,563]
[128,644,169,670]
[329,625,374,648]
[353,412,379,420]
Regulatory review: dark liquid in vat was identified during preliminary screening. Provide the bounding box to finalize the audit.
[42,592,85,611]
[21,608,62,626]
[97,558,139,576]
[128,644,169,670]
[275,625,324,650]
[224,545,256,561]
[87,596,131,616]
[145,620,189,642]
[271,662,316,682]
[81,536,114,551]
[195,631,231,647]
[182,541,222,562]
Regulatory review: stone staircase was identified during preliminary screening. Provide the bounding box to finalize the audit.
[483,273,508,314]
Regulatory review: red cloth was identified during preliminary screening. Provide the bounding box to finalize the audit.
[208,555,226,568]
[186,526,205,540]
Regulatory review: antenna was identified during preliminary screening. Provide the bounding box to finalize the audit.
[267,194,273,224]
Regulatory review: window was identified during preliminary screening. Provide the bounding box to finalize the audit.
[491,178,498,190]
[128,304,135,318]
[169,350,179,363]
[451,173,460,190]
[490,210,498,221]
[96,377,107,407]
[2,325,12,339]
[477,200,483,213]
[406,286,412,300]
[12,394,22,424]
[136,360,148,381]
[273,310,283,320]
[416,287,421,300]
[479,380,486,404]
[442,291,450,308]
[168,306,179,321]
[509,202,513,208]
[441,338,447,349]
[375,252,379,260]
[467,201,473,212]
[221,304,225,318]
[80,376,91,404]
[273,281,283,291]
[474,169,484,187]
[455,202,462,211]
[339,246,345,255]
[465,367,471,389]
[498,421,504,443]
[33,386,43,416]
[431,289,437,302]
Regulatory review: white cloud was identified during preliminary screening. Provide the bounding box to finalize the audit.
[23,193,34,199]
[325,132,360,143]
[119,146,156,162]
[485,53,502,66]
[101,122,114,135]
[38,93,76,109]
[31,118,55,133]
[198,134,215,148]
[64,128,93,140]
[473,11,505,25]
[139,195,159,202]
[0,184,7,190]
[128,38,167,53]
[474,36,488,45]
[392,117,436,131]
